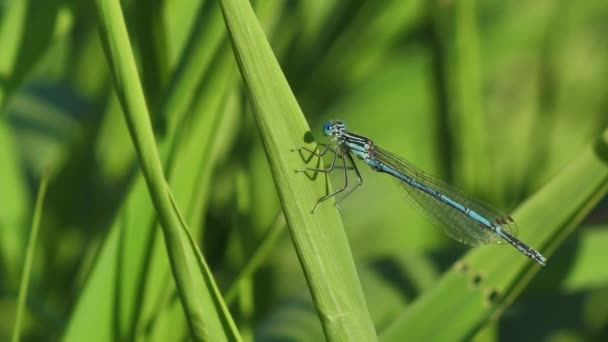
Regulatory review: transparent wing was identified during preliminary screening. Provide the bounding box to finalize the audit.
[374,147,518,247]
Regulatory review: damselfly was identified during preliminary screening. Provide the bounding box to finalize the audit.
[293,120,546,266]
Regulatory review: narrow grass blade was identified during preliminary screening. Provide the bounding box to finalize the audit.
[64,3,237,340]
[138,35,248,342]
[132,0,170,110]
[93,0,236,340]
[0,0,70,109]
[158,0,226,133]
[11,169,50,342]
[220,0,377,340]
[224,212,286,304]
[434,1,486,194]
[312,0,426,89]
[0,0,28,108]
[380,130,608,341]
[0,118,29,284]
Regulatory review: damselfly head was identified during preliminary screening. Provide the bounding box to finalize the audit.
[322,120,345,137]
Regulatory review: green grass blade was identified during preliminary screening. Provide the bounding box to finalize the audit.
[224,212,285,304]
[132,0,170,110]
[158,0,226,133]
[143,42,238,342]
[380,130,608,341]
[11,169,50,342]
[64,3,236,340]
[434,1,486,194]
[452,0,485,193]
[0,0,70,110]
[167,188,241,339]
[312,0,426,90]
[219,0,377,340]
[93,0,235,340]
[0,118,29,284]
[0,0,28,108]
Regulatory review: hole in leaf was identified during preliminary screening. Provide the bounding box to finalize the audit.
[486,289,501,304]
[471,274,483,287]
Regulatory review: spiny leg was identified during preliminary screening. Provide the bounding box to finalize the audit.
[311,149,350,213]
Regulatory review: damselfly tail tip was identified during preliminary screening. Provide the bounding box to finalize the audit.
[533,253,547,267]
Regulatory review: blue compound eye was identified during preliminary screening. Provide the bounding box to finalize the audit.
[322,121,333,136]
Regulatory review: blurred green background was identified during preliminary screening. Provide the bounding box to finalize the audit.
[1,0,608,341]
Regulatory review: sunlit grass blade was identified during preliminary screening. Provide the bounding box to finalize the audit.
[64,3,266,339]
[64,3,237,340]
[380,130,608,341]
[219,0,377,340]
[11,169,50,342]
[93,0,237,340]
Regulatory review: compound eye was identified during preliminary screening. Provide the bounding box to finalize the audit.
[322,121,333,136]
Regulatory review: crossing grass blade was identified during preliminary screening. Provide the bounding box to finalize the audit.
[0,119,29,284]
[92,0,238,340]
[65,0,283,339]
[10,170,50,342]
